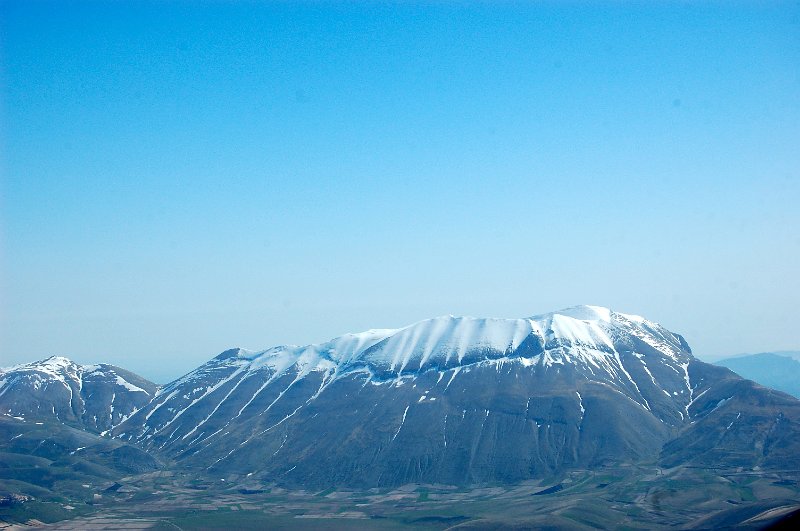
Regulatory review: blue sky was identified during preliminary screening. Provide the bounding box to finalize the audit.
[1,1,798,382]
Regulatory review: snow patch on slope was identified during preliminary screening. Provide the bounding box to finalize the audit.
[114,305,698,444]
[169,305,690,389]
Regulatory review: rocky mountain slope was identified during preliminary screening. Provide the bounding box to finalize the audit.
[5,306,799,492]
[661,360,800,470]
[105,305,800,488]
[0,360,161,511]
[0,357,157,433]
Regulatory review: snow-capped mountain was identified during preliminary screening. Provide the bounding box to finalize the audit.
[0,356,157,433]
[109,305,800,487]
[2,305,799,491]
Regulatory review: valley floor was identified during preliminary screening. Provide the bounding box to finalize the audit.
[2,465,799,530]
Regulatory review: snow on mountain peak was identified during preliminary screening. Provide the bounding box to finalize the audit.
[360,315,535,373]
[193,306,688,390]
[121,305,701,462]
[0,356,154,398]
[534,304,650,326]
[0,356,81,387]
[547,304,614,322]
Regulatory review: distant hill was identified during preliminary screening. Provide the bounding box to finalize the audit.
[715,352,800,398]
[723,350,800,362]
[0,356,158,433]
[771,350,800,361]
[0,358,161,510]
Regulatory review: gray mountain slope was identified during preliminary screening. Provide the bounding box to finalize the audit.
[0,356,157,433]
[5,306,799,493]
[110,306,800,488]
[661,360,800,470]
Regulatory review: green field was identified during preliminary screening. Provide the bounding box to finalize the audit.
[2,465,799,530]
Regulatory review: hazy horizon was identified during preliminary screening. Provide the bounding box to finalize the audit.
[2,2,798,383]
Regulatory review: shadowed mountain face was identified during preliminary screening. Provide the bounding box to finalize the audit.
[661,361,800,471]
[103,305,800,488]
[0,357,157,434]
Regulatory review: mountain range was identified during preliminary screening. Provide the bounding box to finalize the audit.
[2,305,799,527]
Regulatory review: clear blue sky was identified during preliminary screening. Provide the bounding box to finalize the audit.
[1,1,798,382]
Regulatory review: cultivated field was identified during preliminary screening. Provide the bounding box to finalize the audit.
[3,465,799,530]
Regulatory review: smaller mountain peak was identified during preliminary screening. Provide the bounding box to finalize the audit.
[214,348,247,360]
[553,305,613,321]
[212,347,267,361]
[539,305,649,325]
[42,355,75,364]
[1,356,79,375]
[20,356,79,372]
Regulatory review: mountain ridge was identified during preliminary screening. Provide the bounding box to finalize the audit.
[4,305,799,491]
[0,356,157,433]
[106,305,765,488]
[164,305,692,387]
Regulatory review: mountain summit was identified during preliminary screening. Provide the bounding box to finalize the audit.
[105,305,800,488]
[0,356,157,433]
[159,304,694,397]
